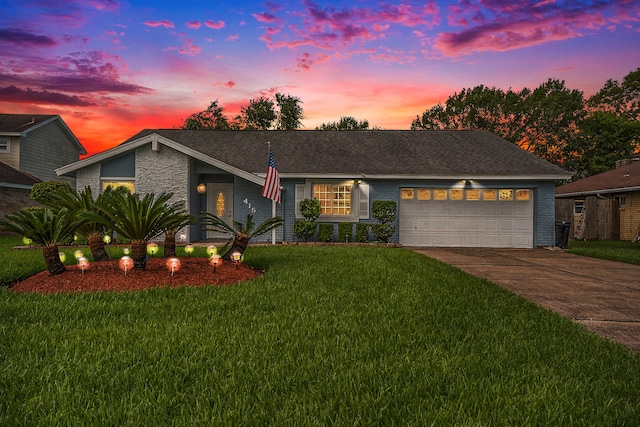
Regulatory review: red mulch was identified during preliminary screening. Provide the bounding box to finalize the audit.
[10,257,263,294]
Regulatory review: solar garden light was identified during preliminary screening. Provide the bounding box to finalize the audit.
[210,255,222,273]
[77,257,89,274]
[74,249,84,260]
[206,245,217,257]
[22,236,32,246]
[119,256,133,276]
[185,244,194,257]
[59,252,66,263]
[147,242,159,257]
[123,247,130,255]
[103,234,111,244]
[167,258,180,276]
[231,251,242,269]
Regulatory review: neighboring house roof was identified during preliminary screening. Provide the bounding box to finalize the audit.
[0,161,41,189]
[57,129,570,182]
[0,114,86,155]
[556,160,640,198]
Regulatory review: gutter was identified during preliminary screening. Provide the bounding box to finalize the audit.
[555,185,640,198]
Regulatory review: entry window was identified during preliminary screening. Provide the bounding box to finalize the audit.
[401,188,415,199]
[102,180,135,193]
[314,183,352,215]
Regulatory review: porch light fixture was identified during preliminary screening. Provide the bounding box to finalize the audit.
[147,242,159,257]
[119,256,133,276]
[210,255,222,273]
[167,258,180,276]
[185,244,194,256]
[197,183,207,194]
[231,251,242,269]
[77,257,89,274]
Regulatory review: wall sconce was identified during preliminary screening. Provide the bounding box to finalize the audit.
[197,183,207,194]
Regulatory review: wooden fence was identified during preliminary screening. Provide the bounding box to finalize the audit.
[555,196,619,241]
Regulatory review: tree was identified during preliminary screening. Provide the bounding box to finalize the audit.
[275,93,304,130]
[201,213,283,259]
[0,207,80,276]
[162,209,194,258]
[182,100,231,130]
[588,68,640,120]
[316,116,379,130]
[411,80,585,165]
[95,192,187,270]
[241,96,276,130]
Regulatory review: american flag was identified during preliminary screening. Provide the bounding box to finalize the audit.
[261,147,281,203]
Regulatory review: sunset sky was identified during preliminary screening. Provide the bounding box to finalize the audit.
[1,0,639,156]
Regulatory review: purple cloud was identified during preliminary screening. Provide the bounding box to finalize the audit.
[204,20,225,29]
[0,29,57,47]
[435,0,640,56]
[144,20,174,28]
[0,85,95,106]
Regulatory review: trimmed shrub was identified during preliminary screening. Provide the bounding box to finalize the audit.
[30,181,73,204]
[294,220,317,242]
[371,200,397,243]
[299,198,321,222]
[318,223,334,242]
[355,223,370,242]
[338,223,353,242]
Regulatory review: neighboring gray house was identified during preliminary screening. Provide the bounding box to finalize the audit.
[0,114,86,185]
[0,161,41,225]
[56,130,570,247]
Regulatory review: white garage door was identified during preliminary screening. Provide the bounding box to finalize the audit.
[399,188,533,248]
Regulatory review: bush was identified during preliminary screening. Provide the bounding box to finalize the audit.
[355,223,369,242]
[338,223,353,242]
[299,198,321,222]
[371,200,397,243]
[30,181,73,204]
[294,221,317,242]
[318,223,334,242]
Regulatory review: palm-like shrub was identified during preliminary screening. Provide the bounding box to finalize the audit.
[162,210,194,258]
[96,192,186,270]
[40,186,126,262]
[201,213,283,260]
[0,207,80,276]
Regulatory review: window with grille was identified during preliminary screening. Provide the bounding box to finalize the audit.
[313,184,352,215]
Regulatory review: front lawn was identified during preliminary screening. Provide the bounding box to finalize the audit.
[1,240,639,425]
[568,239,640,265]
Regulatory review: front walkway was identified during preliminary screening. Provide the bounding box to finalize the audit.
[412,248,640,353]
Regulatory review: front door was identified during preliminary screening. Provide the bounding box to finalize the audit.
[206,183,234,239]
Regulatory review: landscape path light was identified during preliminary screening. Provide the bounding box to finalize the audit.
[59,252,66,263]
[185,244,194,256]
[77,257,89,274]
[103,234,111,244]
[22,236,32,246]
[123,247,130,255]
[167,258,180,276]
[147,242,159,257]
[231,251,242,269]
[119,256,133,276]
[210,255,222,273]
[74,250,84,260]
[206,245,217,257]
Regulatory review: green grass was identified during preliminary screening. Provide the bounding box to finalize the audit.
[567,239,640,265]
[1,237,639,425]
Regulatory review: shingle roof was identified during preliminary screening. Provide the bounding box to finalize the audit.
[0,161,41,187]
[556,160,640,197]
[122,129,568,178]
[0,114,58,133]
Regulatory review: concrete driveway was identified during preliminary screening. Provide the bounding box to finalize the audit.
[412,248,640,353]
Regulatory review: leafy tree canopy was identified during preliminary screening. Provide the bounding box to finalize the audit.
[316,116,379,130]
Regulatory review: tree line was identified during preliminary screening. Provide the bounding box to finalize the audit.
[182,68,640,178]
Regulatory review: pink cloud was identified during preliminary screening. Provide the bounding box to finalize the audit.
[252,12,282,24]
[225,35,239,42]
[436,0,640,56]
[186,21,201,30]
[204,20,225,29]
[144,20,174,28]
[177,38,201,56]
[215,81,236,88]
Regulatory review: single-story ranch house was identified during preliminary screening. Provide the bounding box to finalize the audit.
[56,130,570,248]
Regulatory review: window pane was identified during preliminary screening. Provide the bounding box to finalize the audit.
[483,189,497,201]
[417,189,431,200]
[516,189,530,201]
[450,189,463,200]
[401,188,415,199]
[313,184,352,215]
[499,189,513,201]
[434,189,447,200]
[466,189,480,200]
[103,181,134,193]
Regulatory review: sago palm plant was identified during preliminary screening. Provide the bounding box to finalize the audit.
[162,210,195,258]
[201,213,283,260]
[0,207,80,276]
[40,186,126,262]
[95,191,187,270]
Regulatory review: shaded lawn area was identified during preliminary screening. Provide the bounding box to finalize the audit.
[567,239,640,265]
[1,244,639,425]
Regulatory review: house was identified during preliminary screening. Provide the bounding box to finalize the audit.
[56,130,570,247]
[556,158,640,241]
[0,161,42,225]
[0,114,86,184]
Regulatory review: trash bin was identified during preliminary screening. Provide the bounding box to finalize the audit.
[555,221,571,248]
